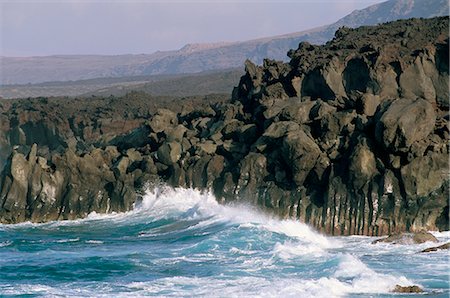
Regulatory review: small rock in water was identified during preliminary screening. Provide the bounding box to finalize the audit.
[392,285,423,293]
[420,242,450,253]
[372,231,438,244]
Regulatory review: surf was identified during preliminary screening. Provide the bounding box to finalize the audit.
[0,187,448,297]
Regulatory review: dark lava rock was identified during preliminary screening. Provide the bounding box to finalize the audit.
[0,17,448,235]
[420,242,450,253]
[373,231,439,244]
[392,285,424,293]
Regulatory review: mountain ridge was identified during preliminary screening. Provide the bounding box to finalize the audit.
[1,0,448,85]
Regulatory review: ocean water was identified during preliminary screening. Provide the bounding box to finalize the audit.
[0,187,448,298]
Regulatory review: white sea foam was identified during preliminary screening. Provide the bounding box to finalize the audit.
[125,265,414,298]
[0,240,12,247]
[229,246,257,255]
[273,240,328,259]
[139,187,334,241]
[333,254,414,293]
[55,238,80,243]
[85,240,104,244]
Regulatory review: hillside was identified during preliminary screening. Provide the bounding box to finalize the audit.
[0,68,243,99]
[1,0,448,85]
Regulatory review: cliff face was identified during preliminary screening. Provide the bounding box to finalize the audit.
[0,17,448,235]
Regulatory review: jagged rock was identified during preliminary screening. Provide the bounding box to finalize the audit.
[279,100,315,124]
[392,285,423,293]
[165,125,187,142]
[357,93,380,116]
[349,138,378,190]
[114,156,130,177]
[149,109,178,133]
[401,152,448,197]
[126,148,142,163]
[206,155,225,188]
[236,153,268,203]
[282,129,322,187]
[157,142,182,166]
[375,98,436,152]
[196,141,217,155]
[264,82,289,100]
[309,100,337,120]
[142,156,158,175]
[263,121,300,139]
[237,124,258,144]
[420,242,450,253]
[399,55,437,102]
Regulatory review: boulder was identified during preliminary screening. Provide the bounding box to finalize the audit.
[357,93,380,116]
[165,125,187,142]
[375,98,436,152]
[373,231,439,244]
[157,142,182,166]
[282,129,322,186]
[349,138,378,190]
[420,242,450,253]
[401,153,448,197]
[263,121,300,139]
[196,141,217,155]
[148,109,178,133]
[392,285,423,293]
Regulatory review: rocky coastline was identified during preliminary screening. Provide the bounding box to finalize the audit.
[0,17,448,235]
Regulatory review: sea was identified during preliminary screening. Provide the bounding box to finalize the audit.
[0,187,448,297]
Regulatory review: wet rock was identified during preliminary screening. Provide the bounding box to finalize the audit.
[373,231,439,244]
[420,242,450,253]
[392,285,423,293]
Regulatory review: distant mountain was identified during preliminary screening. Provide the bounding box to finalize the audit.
[0,68,243,99]
[1,0,448,85]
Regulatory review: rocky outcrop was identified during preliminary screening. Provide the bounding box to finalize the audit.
[372,231,439,244]
[0,17,448,235]
[392,285,423,293]
[0,144,159,223]
[420,242,450,253]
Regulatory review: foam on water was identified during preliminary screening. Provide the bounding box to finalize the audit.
[0,186,448,297]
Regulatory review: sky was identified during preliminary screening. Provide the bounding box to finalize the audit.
[0,0,385,57]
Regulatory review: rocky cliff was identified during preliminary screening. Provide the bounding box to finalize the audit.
[0,17,448,235]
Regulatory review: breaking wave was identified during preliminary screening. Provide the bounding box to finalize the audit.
[0,187,448,297]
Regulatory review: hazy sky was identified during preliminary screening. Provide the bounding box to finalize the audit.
[1,0,385,57]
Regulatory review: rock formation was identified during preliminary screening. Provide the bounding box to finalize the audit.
[372,231,439,244]
[420,242,450,253]
[392,285,423,293]
[0,17,448,235]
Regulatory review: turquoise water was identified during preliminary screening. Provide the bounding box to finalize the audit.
[0,187,448,297]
